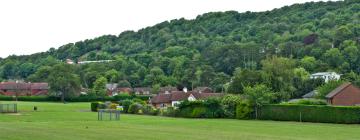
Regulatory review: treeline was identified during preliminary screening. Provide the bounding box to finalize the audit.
[0,0,359,102]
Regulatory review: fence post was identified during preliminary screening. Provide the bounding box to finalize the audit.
[299,111,302,122]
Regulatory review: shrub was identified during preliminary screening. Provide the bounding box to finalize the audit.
[258,104,360,124]
[161,107,177,117]
[235,100,253,119]
[128,103,143,114]
[284,99,327,105]
[113,94,132,101]
[221,95,243,118]
[91,102,100,112]
[143,105,158,115]
[110,103,119,109]
[119,99,133,113]
[316,80,344,99]
[191,107,207,118]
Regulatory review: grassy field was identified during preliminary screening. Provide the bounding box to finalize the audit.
[0,102,359,140]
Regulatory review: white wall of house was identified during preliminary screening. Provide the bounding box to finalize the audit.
[188,94,196,101]
[310,72,340,83]
[171,101,180,107]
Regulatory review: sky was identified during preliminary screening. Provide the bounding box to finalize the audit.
[0,0,334,58]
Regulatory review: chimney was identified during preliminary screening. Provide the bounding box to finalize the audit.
[183,87,188,93]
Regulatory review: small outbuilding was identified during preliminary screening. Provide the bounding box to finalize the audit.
[326,83,360,106]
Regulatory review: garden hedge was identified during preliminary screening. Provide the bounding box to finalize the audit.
[258,104,360,124]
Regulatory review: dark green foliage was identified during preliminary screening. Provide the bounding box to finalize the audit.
[316,80,345,99]
[176,98,224,118]
[128,103,143,114]
[258,104,360,124]
[235,100,253,119]
[142,105,158,115]
[0,0,359,102]
[284,99,327,105]
[119,99,133,113]
[221,94,243,118]
[91,102,100,112]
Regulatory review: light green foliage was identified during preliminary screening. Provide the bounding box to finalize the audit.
[236,100,253,119]
[92,76,108,97]
[221,94,243,118]
[243,84,275,107]
[316,80,345,99]
[47,63,81,102]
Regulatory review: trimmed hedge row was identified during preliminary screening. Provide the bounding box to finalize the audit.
[0,94,152,102]
[258,104,360,124]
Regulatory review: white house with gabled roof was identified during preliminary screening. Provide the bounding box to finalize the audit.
[310,72,341,83]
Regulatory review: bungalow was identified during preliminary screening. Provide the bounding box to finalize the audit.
[193,87,213,93]
[133,87,151,95]
[159,86,178,94]
[325,83,360,106]
[0,82,49,96]
[150,90,222,108]
[106,83,132,96]
[310,72,341,83]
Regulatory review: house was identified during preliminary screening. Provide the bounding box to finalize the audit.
[117,87,132,94]
[0,82,49,96]
[325,83,360,106]
[159,86,178,94]
[133,87,152,95]
[310,72,341,83]
[193,87,213,93]
[150,90,222,108]
[106,83,132,96]
[106,83,118,96]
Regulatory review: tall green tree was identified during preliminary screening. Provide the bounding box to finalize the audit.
[47,63,81,103]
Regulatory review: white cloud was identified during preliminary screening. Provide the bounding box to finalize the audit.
[0,0,333,58]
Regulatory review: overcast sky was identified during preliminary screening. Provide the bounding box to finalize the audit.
[0,0,334,58]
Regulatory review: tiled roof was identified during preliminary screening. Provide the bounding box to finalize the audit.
[150,91,222,104]
[0,82,49,90]
[325,83,352,98]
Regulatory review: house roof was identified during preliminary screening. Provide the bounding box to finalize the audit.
[193,87,213,93]
[31,83,49,90]
[325,83,352,98]
[133,87,151,92]
[106,83,118,90]
[302,90,317,98]
[159,86,178,93]
[0,82,49,90]
[150,91,222,104]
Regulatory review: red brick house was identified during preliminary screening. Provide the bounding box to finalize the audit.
[326,83,360,106]
[0,82,49,96]
[150,90,222,108]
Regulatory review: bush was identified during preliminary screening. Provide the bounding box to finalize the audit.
[235,100,253,119]
[221,95,243,118]
[191,107,207,118]
[176,99,224,118]
[90,102,100,112]
[258,104,360,124]
[284,99,327,105]
[128,103,143,114]
[118,99,133,113]
[143,105,158,115]
[161,107,177,117]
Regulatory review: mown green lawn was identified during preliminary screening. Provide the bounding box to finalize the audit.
[0,101,359,140]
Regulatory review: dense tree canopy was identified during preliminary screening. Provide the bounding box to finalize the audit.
[0,0,359,102]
